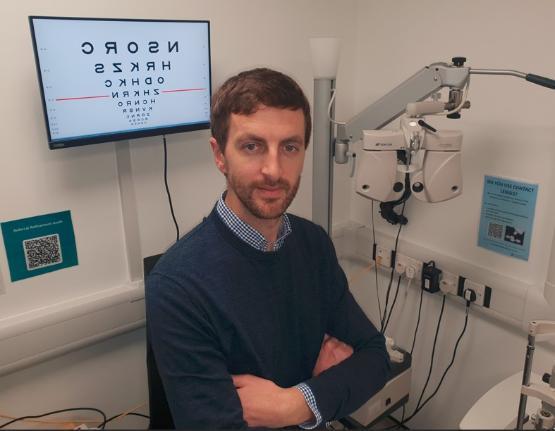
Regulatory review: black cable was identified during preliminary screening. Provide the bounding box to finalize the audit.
[104,411,150,425]
[401,301,471,425]
[414,295,446,412]
[386,405,409,430]
[382,274,402,333]
[380,202,406,333]
[371,200,382,319]
[0,407,107,430]
[410,286,424,356]
[381,295,448,431]
[380,267,395,332]
[410,302,471,417]
[382,405,408,431]
[392,202,405,255]
[163,135,180,243]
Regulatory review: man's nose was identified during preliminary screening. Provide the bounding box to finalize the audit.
[260,148,282,181]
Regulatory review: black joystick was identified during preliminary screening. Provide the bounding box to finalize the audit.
[452,57,467,67]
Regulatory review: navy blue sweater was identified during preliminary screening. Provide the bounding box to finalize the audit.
[146,208,389,429]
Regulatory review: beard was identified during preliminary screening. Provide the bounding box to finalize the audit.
[227,173,301,220]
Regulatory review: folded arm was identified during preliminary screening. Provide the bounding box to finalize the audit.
[302,233,391,422]
[231,335,353,429]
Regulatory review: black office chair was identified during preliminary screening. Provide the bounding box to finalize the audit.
[146,335,175,429]
[144,254,174,428]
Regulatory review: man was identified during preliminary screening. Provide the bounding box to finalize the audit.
[146,68,389,429]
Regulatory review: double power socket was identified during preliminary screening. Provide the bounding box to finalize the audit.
[374,244,491,307]
[375,244,422,280]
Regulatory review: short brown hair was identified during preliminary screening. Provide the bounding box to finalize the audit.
[210,68,312,152]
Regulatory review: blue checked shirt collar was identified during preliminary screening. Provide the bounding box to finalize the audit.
[216,191,292,252]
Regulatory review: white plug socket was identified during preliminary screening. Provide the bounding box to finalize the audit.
[396,253,422,279]
[440,270,458,295]
[375,245,392,268]
[395,260,406,275]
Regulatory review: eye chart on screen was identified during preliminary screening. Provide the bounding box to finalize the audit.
[30,17,211,148]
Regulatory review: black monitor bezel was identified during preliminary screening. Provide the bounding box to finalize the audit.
[29,16,212,150]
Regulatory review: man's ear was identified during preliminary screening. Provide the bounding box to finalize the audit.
[210,137,227,175]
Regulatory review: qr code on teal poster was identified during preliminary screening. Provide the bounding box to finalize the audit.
[1,210,78,281]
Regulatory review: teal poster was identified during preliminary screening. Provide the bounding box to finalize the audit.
[478,176,538,261]
[1,210,78,281]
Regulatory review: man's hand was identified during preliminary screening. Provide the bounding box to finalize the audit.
[232,374,313,428]
[312,334,354,376]
[232,336,353,427]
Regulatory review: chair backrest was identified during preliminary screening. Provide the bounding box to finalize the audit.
[146,336,175,429]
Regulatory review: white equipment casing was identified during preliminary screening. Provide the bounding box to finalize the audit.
[411,130,463,203]
[460,372,542,429]
[351,349,411,426]
[355,128,462,203]
[411,151,463,203]
[406,101,446,117]
[423,129,463,151]
[355,130,405,202]
[355,150,404,202]
[362,129,406,150]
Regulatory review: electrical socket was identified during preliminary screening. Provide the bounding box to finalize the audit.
[396,253,422,280]
[406,266,417,279]
[440,270,458,295]
[375,245,392,268]
[373,244,494,307]
[394,260,406,275]
[463,279,486,305]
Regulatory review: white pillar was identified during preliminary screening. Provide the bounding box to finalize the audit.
[309,38,340,234]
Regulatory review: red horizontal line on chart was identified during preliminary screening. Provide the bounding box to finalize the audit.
[161,88,206,93]
[56,95,110,101]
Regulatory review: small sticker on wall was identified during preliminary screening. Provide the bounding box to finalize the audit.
[1,210,78,282]
[478,176,538,261]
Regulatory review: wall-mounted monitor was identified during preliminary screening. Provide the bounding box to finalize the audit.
[29,17,211,149]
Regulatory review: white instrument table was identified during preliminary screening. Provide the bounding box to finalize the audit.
[460,372,541,429]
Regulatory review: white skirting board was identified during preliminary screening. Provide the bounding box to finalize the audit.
[0,281,145,376]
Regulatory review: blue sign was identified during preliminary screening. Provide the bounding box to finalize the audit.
[478,176,538,261]
[1,210,78,281]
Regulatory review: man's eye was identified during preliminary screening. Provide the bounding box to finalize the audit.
[243,143,258,151]
[284,143,299,153]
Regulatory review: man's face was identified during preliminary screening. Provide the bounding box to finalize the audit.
[210,106,306,222]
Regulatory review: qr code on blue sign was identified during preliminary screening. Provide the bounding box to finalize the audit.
[488,222,504,239]
[23,234,63,270]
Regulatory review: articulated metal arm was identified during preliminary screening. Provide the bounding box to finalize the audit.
[471,68,555,90]
[336,60,470,144]
[336,57,555,159]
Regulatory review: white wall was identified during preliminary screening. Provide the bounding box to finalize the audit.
[0,329,148,429]
[131,0,360,256]
[335,228,555,429]
[0,0,357,427]
[333,0,555,428]
[348,0,555,288]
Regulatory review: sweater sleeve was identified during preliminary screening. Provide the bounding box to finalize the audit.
[146,272,247,429]
[303,232,391,422]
